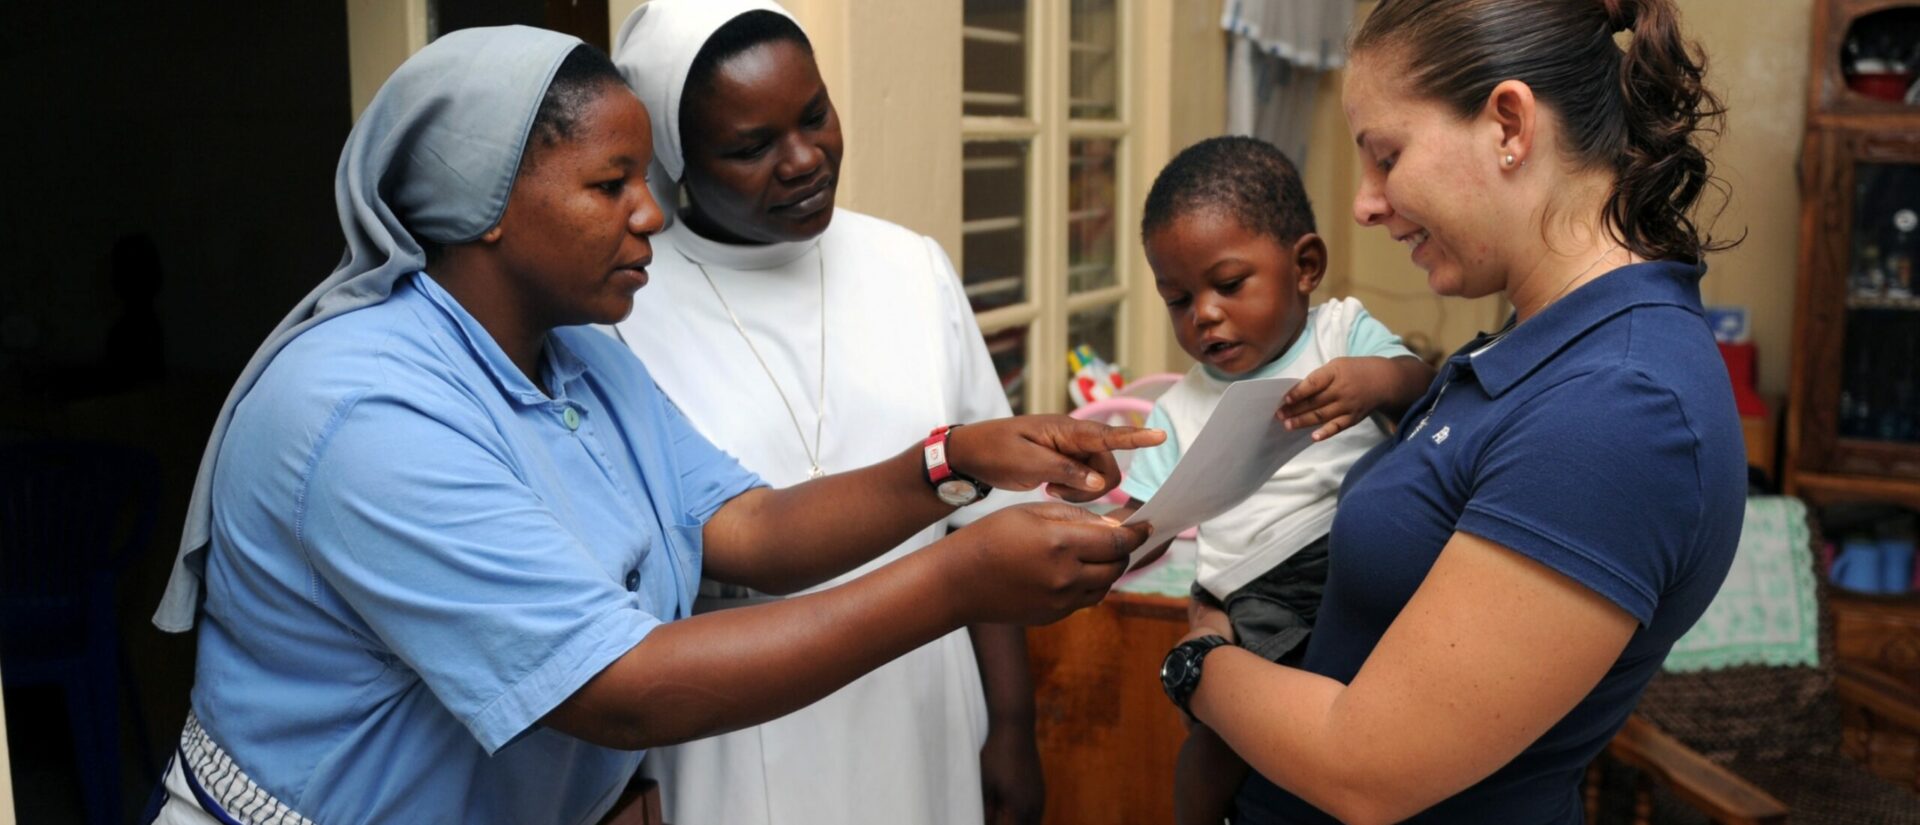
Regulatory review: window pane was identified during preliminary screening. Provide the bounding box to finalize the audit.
[1069,0,1119,120]
[963,140,1030,312]
[964,1,1028,118]
[1068,303,1122,372]
[984,325,1031,414]
[1069,138,1119,293]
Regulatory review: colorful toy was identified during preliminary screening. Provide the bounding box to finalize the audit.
[1067,344,1126,408]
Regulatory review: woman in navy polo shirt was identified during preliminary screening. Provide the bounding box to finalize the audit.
[1158,1,1747,822]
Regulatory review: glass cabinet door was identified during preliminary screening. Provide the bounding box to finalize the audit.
[1839,161,1920,446]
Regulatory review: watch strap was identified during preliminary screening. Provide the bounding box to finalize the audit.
[923,424,991,492]
[923,425,957,486]
[1165,634,1232,717]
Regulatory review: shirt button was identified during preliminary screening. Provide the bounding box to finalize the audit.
[562,407,581,431]
[624,570,640,590]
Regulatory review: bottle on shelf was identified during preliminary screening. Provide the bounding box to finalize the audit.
[1857,242,1887,300]
[1890,208,1918,300]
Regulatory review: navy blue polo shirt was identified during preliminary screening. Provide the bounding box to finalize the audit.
[1236,261,1745,823]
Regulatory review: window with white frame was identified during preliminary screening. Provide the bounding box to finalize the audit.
[962,0,1130,414]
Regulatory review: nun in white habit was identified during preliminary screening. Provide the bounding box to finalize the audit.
[610,2,1046,823]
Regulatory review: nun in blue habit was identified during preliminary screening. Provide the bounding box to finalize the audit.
[147,25,1154,824]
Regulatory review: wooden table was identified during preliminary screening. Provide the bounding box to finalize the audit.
[1027,591,1192,825]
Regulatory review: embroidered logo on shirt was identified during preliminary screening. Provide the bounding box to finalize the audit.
[1431,425,1451,445]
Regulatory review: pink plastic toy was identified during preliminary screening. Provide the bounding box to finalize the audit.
[1116,371,1185,402]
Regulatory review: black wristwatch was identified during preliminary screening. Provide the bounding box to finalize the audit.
[1161,634,1231,718]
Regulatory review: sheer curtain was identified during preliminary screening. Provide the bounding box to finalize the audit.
[1221,0,1353,165]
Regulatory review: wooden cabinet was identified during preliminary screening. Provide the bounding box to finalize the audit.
[1027,592,1189,825]
[1832,592,1920,790]
[1786,4,1920,788]
[1785,0,1920,509]
[1833,592,1920,692]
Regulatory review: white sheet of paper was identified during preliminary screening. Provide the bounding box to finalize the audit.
[1121,377,1314,570]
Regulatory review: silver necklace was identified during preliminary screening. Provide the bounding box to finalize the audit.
[694,248,828,479]
[1531,244,1622,317]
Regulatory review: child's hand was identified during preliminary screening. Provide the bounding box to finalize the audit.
[1278,357,1395,441]
[1188,600,1236,643]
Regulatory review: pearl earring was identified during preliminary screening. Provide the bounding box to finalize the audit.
[1503,153,1516,167]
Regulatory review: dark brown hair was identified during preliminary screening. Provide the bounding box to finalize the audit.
[1352,0,1738,262]
[1142,136,1316,248]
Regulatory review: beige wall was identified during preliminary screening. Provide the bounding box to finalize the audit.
[346,0,429,119]
[1153,0,1230,370]
[1682,0,1810,399]
[1165,0,1228,158]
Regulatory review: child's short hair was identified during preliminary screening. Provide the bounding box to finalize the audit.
[1141,136,1316,247]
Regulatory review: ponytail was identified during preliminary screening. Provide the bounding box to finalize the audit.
[1605,0,1737,261]
[1353,0,1739,262]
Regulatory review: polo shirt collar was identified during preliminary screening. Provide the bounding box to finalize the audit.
[411,272,590,406]
[1462,260,1706,398]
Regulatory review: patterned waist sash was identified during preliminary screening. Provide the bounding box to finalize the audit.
[171,712,316,825]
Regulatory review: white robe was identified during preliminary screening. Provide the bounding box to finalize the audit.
[611,208,1022,824]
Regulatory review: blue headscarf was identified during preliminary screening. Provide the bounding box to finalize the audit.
[154,25,585,631]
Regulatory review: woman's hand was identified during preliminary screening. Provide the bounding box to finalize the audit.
[981,721,1045,825]
[945,503,1150,625]
[946,416,1164,503]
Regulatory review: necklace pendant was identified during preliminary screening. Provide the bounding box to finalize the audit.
[809,465,826,480]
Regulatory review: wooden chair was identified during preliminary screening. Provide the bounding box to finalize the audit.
[1586,571,1920,823]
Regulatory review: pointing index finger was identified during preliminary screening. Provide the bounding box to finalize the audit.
[1069,423,1165,452]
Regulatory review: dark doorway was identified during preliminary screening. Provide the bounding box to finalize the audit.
[434,0,611,52]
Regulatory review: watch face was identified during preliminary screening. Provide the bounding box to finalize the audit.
[1161,651,1192,686]
[937,478,980,506]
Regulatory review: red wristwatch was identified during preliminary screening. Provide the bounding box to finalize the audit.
[923,425,992,507]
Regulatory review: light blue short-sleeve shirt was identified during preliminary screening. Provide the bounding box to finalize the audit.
[192,273,762,824]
